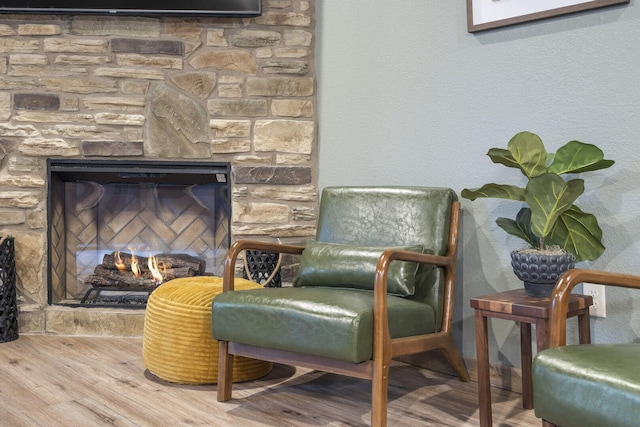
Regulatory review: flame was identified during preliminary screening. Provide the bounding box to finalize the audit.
[130,249,140,277]
[148,255,164,285]
[114,251,126,273]
[117,247,164,285]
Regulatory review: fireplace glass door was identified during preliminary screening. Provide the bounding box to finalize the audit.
[48,160,231,308]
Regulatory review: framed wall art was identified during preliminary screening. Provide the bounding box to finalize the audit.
[467,0,630,33]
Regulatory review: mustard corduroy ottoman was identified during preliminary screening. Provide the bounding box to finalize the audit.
[142,276,272,384]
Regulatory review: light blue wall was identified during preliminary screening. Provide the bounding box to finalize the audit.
[316,1,640,368]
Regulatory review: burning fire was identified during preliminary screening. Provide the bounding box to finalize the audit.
[131,251,141,277]
[115,251,126,272]
[114,249,165,286]
[147,255,164,284]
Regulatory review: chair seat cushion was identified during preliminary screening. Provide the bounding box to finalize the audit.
[212,287,436,363]
[533,343,640,427]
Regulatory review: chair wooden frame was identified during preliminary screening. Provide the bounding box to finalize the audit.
[539,268,640,427]
[216,200,470,427]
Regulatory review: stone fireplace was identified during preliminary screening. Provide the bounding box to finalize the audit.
[0,1,318,335]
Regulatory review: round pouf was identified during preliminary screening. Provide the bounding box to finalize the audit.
[142,276,272,384]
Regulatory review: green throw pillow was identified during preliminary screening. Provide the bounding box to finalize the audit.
[293,241,426,296]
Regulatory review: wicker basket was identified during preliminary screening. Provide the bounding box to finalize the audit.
[242,249,282,288]
[0,236,18,343]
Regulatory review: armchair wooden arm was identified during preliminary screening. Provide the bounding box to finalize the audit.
[548,268,640,347]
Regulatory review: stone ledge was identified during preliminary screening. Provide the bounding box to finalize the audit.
[42,306,145,337]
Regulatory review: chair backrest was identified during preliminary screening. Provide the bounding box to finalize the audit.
[314,186,457,330]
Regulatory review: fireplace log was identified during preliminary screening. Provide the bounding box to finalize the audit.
[85,252,206,288]
[162,267,197,277]
[101,252,205,275]
[84,265,159,288]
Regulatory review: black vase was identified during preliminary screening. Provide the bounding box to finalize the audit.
[510,250,575,297]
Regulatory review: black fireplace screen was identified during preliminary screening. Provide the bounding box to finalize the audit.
[47,160,231,308]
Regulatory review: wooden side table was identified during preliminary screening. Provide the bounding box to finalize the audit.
[470,289,592,427]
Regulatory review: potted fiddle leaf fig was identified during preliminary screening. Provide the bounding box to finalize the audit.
[461,131,614,297]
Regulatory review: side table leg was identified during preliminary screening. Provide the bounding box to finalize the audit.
[535,318,548,352]
[578,310,591,344]
[520,322,533,409]
[475,310,492,427]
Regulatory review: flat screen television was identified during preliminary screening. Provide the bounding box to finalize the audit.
[0,0,261,17]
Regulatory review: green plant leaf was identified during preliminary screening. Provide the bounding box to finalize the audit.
[547,206,605,262]
[461,184,525,201]
[496,208,539,248]
[548,140,615,175]
[506,131,548,178]
[487,148,520,169]
[525,174,584,239]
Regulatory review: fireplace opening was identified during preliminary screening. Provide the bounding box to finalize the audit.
[47,159,231,308]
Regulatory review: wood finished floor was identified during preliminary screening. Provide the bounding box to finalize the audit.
[0,335,540,426]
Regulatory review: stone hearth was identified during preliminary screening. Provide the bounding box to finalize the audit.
[0,1,318,336]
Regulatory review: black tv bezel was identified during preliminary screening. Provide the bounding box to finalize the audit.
[0,0,262,17]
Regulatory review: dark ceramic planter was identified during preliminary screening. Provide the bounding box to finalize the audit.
[510,250,575,297]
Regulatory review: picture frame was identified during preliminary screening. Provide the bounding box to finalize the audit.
[467,0,630,33]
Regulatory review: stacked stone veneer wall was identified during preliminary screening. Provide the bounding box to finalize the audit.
[0,1,317,334]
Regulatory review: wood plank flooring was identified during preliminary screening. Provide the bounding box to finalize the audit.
[0,335,540,426]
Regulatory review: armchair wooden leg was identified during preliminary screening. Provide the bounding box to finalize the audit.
[440,335,470,382]
[371,357,390,427]
[217,341,234,402]
[542,421,557,427]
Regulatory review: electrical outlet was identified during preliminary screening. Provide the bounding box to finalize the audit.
[583,283,606,318]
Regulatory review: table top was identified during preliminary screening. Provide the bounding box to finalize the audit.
[470,288,592,319]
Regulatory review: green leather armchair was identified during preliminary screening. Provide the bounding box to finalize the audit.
[212,186,470,427]
[532,268,640,427]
